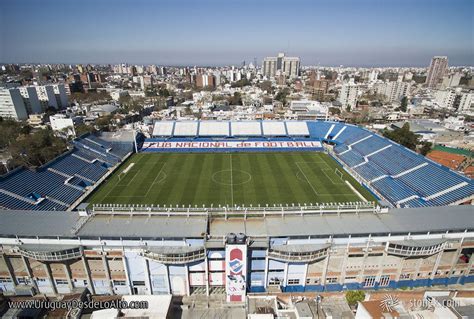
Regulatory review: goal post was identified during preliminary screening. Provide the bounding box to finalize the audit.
[334,168,344,180]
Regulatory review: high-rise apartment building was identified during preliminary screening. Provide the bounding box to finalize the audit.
[196,74,216,88]
[338,83,358,109]
[374,81,411,103]
[426,56,448,88]
[459,92,473,114]
[19,86,42,114]
[263,53,300,78]
[0,88,28,120]
[434,89,457,109]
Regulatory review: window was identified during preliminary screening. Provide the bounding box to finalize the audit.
[287,279,300,285]
[379,275,390,287]
[306,278,319,285]
[133,281,145,286]
[326,277,338,283]
[0,277,12,283]
[363,276,376,287]
[349,254,364,258]
[399,273,411,280]
[368,253,383,257]
[113,280,126,286]
[55,279,68,285]
[17,278,29,284]
[268,278,281,286]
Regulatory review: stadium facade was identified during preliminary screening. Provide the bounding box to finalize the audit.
[0,120,473,300]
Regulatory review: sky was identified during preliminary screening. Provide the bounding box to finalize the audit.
[0,0,473,66]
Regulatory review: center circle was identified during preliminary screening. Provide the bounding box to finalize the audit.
[212,169,252,186]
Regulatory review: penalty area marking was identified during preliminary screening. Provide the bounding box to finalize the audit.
[144,163,168,197]
[295,162,319,195]
[322,169,344,185]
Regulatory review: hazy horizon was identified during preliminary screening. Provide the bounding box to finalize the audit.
[1,0,473,67]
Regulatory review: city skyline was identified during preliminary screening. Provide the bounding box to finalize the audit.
[1,0,473,67]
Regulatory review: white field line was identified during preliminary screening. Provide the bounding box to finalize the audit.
[295,162,319,195]
[144,163,167,197]
[322,168,344,185]
[345,180,367,202]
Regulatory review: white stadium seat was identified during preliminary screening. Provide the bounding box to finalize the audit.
[198,121,230,136]
[152,121,174,137]
[262,121,287,136]
[173,121,198,136]
[231,121,262,136]
[285,121,310,136]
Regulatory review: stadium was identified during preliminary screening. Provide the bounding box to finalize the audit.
[0,120,473,301]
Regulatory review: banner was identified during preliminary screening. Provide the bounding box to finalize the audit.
[142,140,322,150]
[225,244,247,302]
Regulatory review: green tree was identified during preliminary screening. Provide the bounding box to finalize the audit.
[275,88,290,105]
[419,141,433,156]
[383,123,420,151]
[75,123,95,137]
[227,92,243,105]
[400,96,408,112]
[329,107,341,115]
[9,128,67,167]
[345,290,365,307]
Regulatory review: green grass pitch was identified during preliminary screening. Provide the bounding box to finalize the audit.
[87,152,376,207]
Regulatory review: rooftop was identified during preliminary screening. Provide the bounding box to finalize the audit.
[0,205,473,240]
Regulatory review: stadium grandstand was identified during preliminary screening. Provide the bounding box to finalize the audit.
[0,120,473,300]
[0,132,135,211]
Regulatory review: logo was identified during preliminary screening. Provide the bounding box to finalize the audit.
[229,259,243,273]
[380,294,400,312]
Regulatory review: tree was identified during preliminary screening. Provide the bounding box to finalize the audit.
[400,96,408,112]
[258,80,273,93]
[346,290,365,307]
[329,107,341,115]
[9,128,67,168]
[419,141,433,156]
[75,123,95,137]
[275,88,290,105]
[227,92,243,105]
[383,123,420,151]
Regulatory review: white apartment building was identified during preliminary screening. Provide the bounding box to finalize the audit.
[441,72,462,89]
[426,56,448,88]
[338,83,358,110]
[374,81,411,102]
[0,88,28,120]
[19,86,42,114]
[434,89,457,109]
[459,92,473,115]
[52,84,68,108]
[36,85,58,109]
[263,53,300,78]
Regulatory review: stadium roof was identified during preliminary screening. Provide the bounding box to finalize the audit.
[209,205,474,237]
[0,206,472,240]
